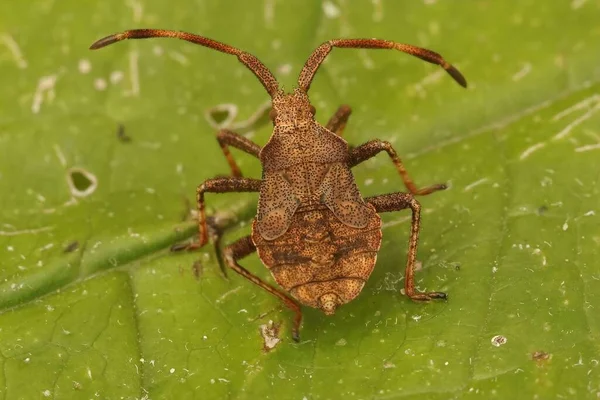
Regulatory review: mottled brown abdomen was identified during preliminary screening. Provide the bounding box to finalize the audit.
[252,203,382,314]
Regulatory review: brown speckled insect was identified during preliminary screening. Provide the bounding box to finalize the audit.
[90,30,467,341]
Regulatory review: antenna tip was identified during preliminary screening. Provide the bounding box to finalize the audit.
[89,34,122,50]
[444,64,467,88]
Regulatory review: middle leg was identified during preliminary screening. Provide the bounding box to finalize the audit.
[349,139,446,196]
[366,192,447,301]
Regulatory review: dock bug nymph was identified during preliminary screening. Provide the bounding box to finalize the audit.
[90,29,467,341]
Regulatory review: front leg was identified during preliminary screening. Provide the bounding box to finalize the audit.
[349,140,446,196]
[184,177,261,249]
[366,192,447,301]
[216,129,261,177]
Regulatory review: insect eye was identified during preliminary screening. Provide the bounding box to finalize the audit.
[269,108,278,121]
[309,105,316,115]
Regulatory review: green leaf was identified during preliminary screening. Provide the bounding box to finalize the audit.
[2,1,600,399]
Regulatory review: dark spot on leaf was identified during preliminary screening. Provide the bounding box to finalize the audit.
[170,242,190,252]
[63,241,79,253]
[192,261,203,279]
[117,124,131,142]
[537,205,548,215]
[532,351,551,364]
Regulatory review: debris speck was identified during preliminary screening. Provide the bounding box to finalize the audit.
[322,1,341,18]
[512,62,532,81]
[335,338,347,346]
[383,361,396,369]
[170,368,175,374]
[277,63,293,76]
[42,390,51,397]
[93,78,107,91]
[63,241,79,253]
[562,221,569,231]
[532,351,551,363]
[78,59,92,74]
[32,75,58,114]
[259,320,281,351]
[110,70,124,84]
[1,34,28,69]
[491,335,508,347]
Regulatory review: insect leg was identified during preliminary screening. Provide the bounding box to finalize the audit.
[366,192,447,301]
[224,235,303,342]
[349,140,446,196]
[174,177,261,252]
[216,129,261,177]
[325,105,352,137]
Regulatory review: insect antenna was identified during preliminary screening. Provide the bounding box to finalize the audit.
[90,29,281,97]
[298,38,467,92]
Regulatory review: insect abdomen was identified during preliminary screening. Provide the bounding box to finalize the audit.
[252,205,382,311]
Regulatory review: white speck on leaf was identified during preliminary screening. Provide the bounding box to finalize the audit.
[94,78,107,91]
[464,177,489,192]
[1,34,28,68]
[322,1,340,18]
[491,335,508,347]
[169,51,189,66]
[571,0,588,9]
[110,70,124,84]
[32,75,58,114]
[512,62,532,81]
[264,0,275,26]
[125,51,140,96]
[519,142,546,160]
[78,59,91,74]
[126,0,143,23]
[277,63,292,76]
[260,320,281,350]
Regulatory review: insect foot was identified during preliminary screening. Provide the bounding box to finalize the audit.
[91,29,466,342]
[407,291,448,302]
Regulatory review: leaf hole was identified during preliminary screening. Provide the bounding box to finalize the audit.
[204,103,238,129]
[67,167,98,198]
